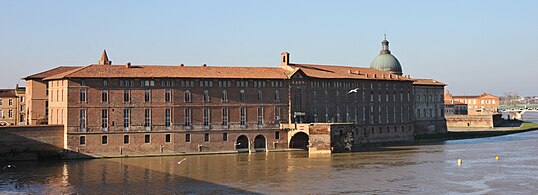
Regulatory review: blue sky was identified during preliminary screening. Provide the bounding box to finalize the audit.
[1,0,537,96]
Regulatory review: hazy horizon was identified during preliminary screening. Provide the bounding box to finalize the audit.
[1,0,537,96]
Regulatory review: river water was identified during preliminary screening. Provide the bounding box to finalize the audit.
[2,121,538,194]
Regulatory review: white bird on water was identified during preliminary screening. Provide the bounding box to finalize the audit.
[347,88,359,94]
[177,158,187,165]
[3,165,16,169]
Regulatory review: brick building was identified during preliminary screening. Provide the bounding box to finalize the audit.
[23,38,447,156]
[412,79,447,134]
[444,90,499,115]
[24,66,80,125]
[0,85,26,126]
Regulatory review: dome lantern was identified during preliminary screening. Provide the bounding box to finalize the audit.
[370,35,403,75]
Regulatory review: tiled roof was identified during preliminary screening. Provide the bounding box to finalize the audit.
[44,64,290,80]
[24,66,82,80]
[453,93,497,99]
[0,89,16,98]
[285,63,413,81]
[413,79,446,86]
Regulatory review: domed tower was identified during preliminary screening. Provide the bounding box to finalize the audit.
[370,35,402,75]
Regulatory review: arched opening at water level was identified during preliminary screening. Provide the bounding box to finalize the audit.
[236,135,249,152]
[253,135,266,152]
[289,132,309,150]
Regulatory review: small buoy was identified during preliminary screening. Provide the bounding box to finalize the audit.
[457,159,462,166]
[495,155,500,161]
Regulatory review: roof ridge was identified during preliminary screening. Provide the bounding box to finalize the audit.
[45,65,93,80]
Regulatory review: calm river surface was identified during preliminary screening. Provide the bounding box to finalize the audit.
[2,121,538,194]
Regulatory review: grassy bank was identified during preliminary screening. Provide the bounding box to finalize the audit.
[416,121,538,141]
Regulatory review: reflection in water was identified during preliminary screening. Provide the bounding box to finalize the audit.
[2,130,538,194]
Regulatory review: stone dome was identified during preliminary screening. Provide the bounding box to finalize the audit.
[370,37,403,75]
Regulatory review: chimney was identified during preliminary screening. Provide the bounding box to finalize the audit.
[125,62,131,68]
[202,64,207,67]
[180,64,184,67]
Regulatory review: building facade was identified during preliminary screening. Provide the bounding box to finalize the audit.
[444,99,468,116]
[0,86,26,126]
[412,79,447,134]
[444,91,499,115]
[24,66,80,125]
[23,38,447,156]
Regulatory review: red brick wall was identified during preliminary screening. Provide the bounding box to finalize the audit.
[0,125,64,153]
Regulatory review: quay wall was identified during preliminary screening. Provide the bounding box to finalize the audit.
[0,125,64,160]
[446,114,502,128]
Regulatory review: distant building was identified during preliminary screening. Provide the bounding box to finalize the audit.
[0,85,26,126]
[444,99,468,116]
[444,91,499,115]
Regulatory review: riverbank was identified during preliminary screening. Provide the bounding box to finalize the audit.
[415,121,538,141]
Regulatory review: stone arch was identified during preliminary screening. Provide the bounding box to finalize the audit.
[289,132,309,150]
[253,135,266,152]
[236,135,249,152]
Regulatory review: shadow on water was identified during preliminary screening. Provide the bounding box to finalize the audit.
[0,157,261,194]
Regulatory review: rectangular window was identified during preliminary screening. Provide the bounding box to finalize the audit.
[165,108,171,130]
[184,90,191,102]
[258,90,263,102]
[144,89,151,102]
[257,107,263,128]
[101,90,108,102]
[102,135,108,144]
[165,89,171,102]
[222,90,228,102]
[222,107,229,127]
[185,108,191,129]
[223,133,228,142]
[142,80,155,87]
[123,109,130,130]
[203,108,210,129]
[122,135,129,144]
[124,89,130,102]
[203,90,210,102]
[185,133,191,142]
[101,109,108,131]
[144,109,151,131]
[45,101,48,117]
[80,109,86,132]
[103,80,108,87]
[240,107,246,128]
[204,133,210,142]
[274,90,280,102]
[240,90,246,102]
[79,136,86,145]
[144,134,150,143]
[9,99,13,105]
[80,89,86,102]
[0,99,2,105]
[165,134,171,143]
[161,80,174,87]
[275,107,281,124]
[275,131,280,140]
